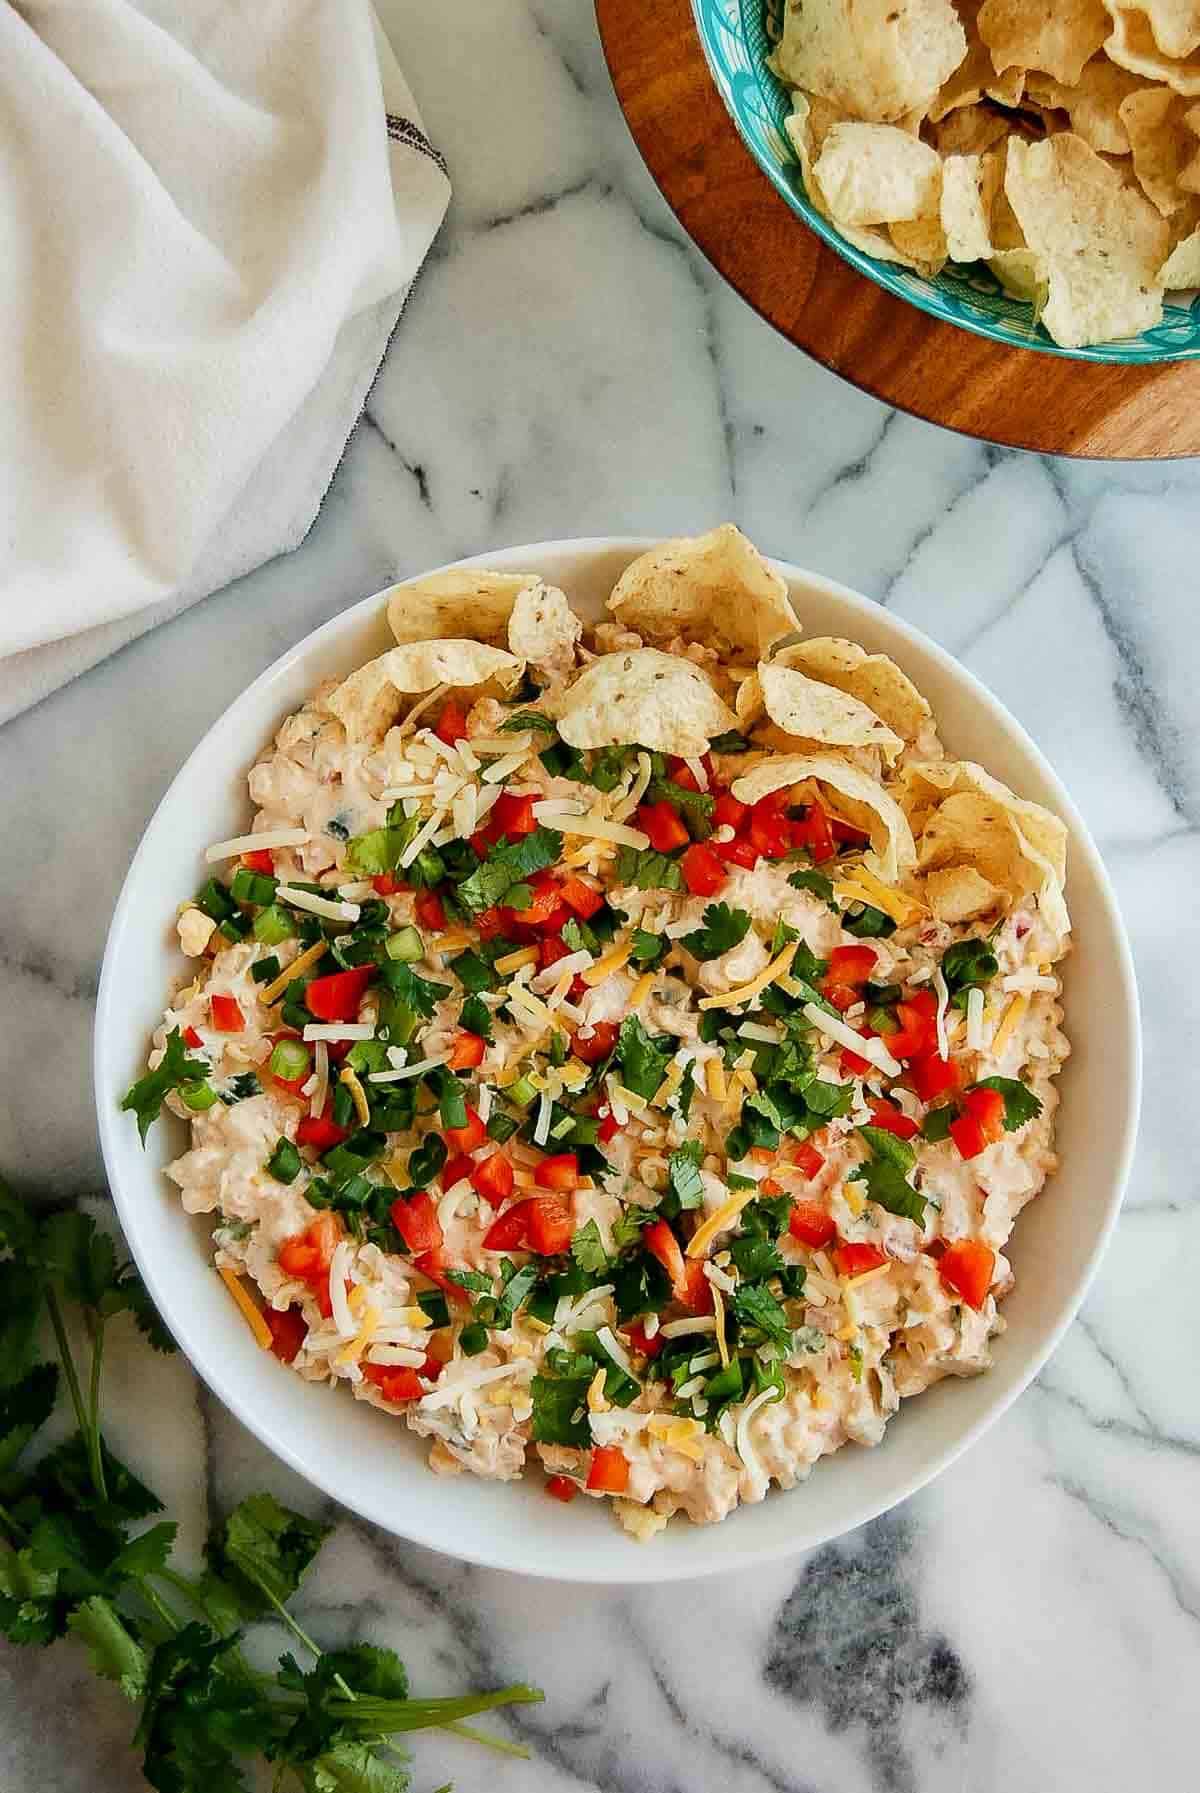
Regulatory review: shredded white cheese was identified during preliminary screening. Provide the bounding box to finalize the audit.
[734,1386,780,1481]
[933,967,950,1061]
[801,1003,901,1077]
[966,986,986,1052]
[205,827,311,862]
[302,1022,375,1042]
[278,886,360,923]
[367,1053,449,1083]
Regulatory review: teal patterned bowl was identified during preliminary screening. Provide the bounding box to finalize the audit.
[692,0,1200,362]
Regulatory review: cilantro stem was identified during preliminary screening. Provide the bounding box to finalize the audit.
[444,1719,532,1758]
[135,1577,181,1637]
[242,1568,357,1703]
[85,1314,110,1504]
[0,1500,26,1545]
[328,1685,544,1732]
[44,1286,90,1444]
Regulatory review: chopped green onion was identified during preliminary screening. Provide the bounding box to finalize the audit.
[386,926,424,964]
[230,867,278,906]
[346,1039,390,1076]
[251,954,282,985]
[218,913,251,943]
[417,1291,449,1329]
[269,1038,311,1084]
[252,904,295,945]
[450,949,493,993]
[485,1109,520,1144]
[195,877,235,922]
[331,1082,355,1129]
[267,1138,302,1184]
[865,1005,899,1035]
[460,1321,489,1356]
[182,1083,219,1112]
[507,1074,537,1108]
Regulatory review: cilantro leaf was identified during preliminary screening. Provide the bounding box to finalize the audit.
[728,1235,784,1281]
[615,1016,674,1101]
[629,928,666,967]
[709,730,752,753]
[612,846,683,893]
[0,1176,40,1262]
[67,1595,149,1700]
[856,1125,917,1175]
[0,1259,45,1389]
[137,1622,271,1792]
[571,1219,609,1274]
[943,937,999,993]
[274,1646,409,1767]
[841,904,895,940]
[206,1493,330,1620]
[121,1028,210,1143]
[921,1106,954,1142]
[304,1742,411,1793]
[667,1141,705,1210]
[501,710,558,737]
[0,1547,60,1646]
[731,1283,792,1348]
[972,1076,1043,1131]
[344,826,407,878]
[787,866,837,908]
[41,1211,119,1310]
[530,1374,591,1446]
[458,993,493,1042]
[679,903,751,963]
[647,777,714,838]
[0,1362,58,1473]
[376,959,448,1018]
[455,828,563,914]
[850,1155,926,1223]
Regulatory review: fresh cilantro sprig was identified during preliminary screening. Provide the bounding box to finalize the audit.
[120,1030,210,1144]
[0,1177,543,1789]
[679,903,751,963]
[456,827,563,914]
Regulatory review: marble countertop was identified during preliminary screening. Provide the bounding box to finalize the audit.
[2,2,1197,1788]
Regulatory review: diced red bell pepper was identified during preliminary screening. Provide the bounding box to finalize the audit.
[889,989,939,1060]
[833,1241,888,1278]
[265,1306,307,1364]
[679,1259,713,1313]
[867,1099,919,1141]
[792,804,836,862]
[643,1218,686,1292]
[963,1085,1006,1143]
[488,791,537,840]
[949,1113,986,1160]
[535,1152,580,1192]
[526,1194,574,1255]
[278,1214,341,1287]
[910,1052,961,1102]
[305,965,376,1023]
[636,801,689,854]
[209,994,245,1032]
[482,1201,530,1251]
[715,834,759,869]
[470,1150,514,1204]
[412,1245,468,1303]
[446,1031,486,1071]
[824,982,861,1013]
[241,848,275,875]
[573,1021,618,1064]
[475,905,508,942]
[789,1200,837,1249]
[712,792,748,832]
[667,753,713,790]
[828,944,878,984]
[521,872,569,933]
[829,813,870,844]
[390,1191,443,1256]
[362,1362,425,1404]
[789,1139,826,1179]
[545,1474,579,1503]
[443,1104,487,1154]
[183,1025,204,1048]
[586,1445,630,1494]
[938,1239,996,1309]
[559,874,605,920]
[441,1153,476,1191]
[746,792,793,860]
[597,1107,623,1144]
[840,1048,872,1076]
[624,1319,663,1360]
[680,842,728,898]
[413,889,446,932]
[372,872,404,896]
[435,700,469,746]
[296,1111,349,1153]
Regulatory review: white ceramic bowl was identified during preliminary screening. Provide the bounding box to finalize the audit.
[95,539,1140,1583]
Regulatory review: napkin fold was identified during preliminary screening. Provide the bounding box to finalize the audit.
[0,0,450,724]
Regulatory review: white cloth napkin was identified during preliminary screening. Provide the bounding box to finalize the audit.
[0,0,450,724]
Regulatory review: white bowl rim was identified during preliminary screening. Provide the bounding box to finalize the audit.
[95,536,1141,1584]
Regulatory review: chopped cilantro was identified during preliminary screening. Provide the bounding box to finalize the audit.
[629,927,666,967]
[728,1234,784,1281]
[530,1374,591,1446]
[679,902,751,962]
[455,827,563,914]
[614,1016,674,1101]
[667,1141,705,1210]
[121,1029,210,1144]
[850,1154,926,1223]
[943,937,999,996]
[458,993,493,1041]
[921,1106,955,1142]
[375,957,448,1017]
[501,711,557,737]
[449,948,494,993]
[731,1283,792,1348]
[856,1125,917,1174]
[787,866,837,909]
[709,730,752,753]
[647,777,714,837]
[972,1076,1043,1131]
[612,845,684,892]
[571,1219,609,1274]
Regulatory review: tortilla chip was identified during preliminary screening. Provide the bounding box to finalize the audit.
[386,570,539,649]
[771,0,967,123]
[1160,218,1200,277]
[989,245,1051,309]
[1106,2,1200,91]
[929,0,1027,118]
[888,213,950,273]
[606,525,799,659]
[507,580,582,683]
[901,759,1069,937]
[777,638,932,743]
[978,0,1110,84]
[752,661,905,761]
[813,123,943,224]
[557,649,738,758]
[1119,84,1200,210]
[1132,0,1200,55]
[923,864,1005,922]
[931,102,1020,155]
[731,754,917,883]
[1026,61,1151,154]
[1003,133,1168,346]
[941,151,1003,259]
[325,641,523,742]
[785,102,940,267]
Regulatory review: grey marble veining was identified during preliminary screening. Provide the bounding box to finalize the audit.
[1,1,1197,1787]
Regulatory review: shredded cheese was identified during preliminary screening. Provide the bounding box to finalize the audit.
[309,1039,329,1118]
[339,1066,371,1129]
[507,984,570,1034]
[628,971,656,1010]
[560,815,649,849]
[367,1052,449,1083]
[646,1414,706,1462]
[990,992,1028,1058]
[218,1268,272,1349]
[933,967,951,1061]
[710,1283,729,1368]
[303,1022,375,1042]
[278,885,360,923]
[698,942,797,1011]
[966,985,986,1051]
[587,1368,609,1412]
[705,1057,727,1102]
[581,940,633,986]
[686,1185,760,1258]
[802,1003,901,1077]
[494,945,539,975]
[334,1303,381,1366]
[205,828,311,863]
[259,938,327,1004]
[612,750,654,822]
[833,870,925,927]
[843,1182,866,1218]
[734,1386,779,1480]
[846,1262,893,1292]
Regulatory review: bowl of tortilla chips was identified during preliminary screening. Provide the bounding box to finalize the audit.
[692,0,1200,356]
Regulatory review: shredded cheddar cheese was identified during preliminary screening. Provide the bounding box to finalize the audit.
[339,1066,371,1129]
[710,1283,729,1368]
[581,939,633,986]
[705,1057,727,1101]
[698,942,797,1011]
[494,945,538,974]
[686,1185,760,1258]
[833,869,926,927]
[218,1268,272,1350]
[991,992,1028,1057]
[628,971,656,1009]
[258,938,327,1005]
